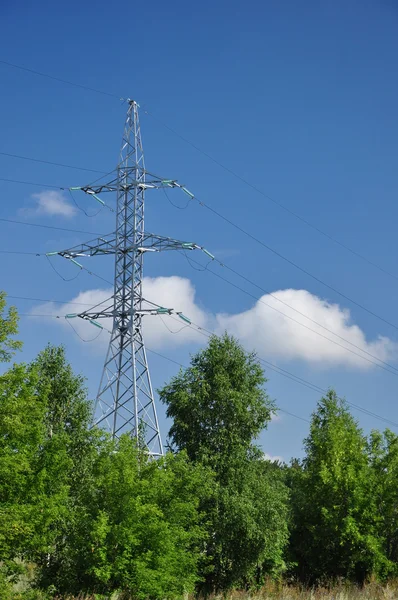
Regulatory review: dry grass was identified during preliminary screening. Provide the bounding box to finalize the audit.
[207,581,398,600]
[15,582,398,599]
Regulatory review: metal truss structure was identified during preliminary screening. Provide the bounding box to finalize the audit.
[48,100,212,456]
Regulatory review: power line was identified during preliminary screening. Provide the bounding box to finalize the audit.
[145,347,311,424]
[194,197,398,333]
[7,294,93,306]
[1,59,396,423]
[3,245,398,375]
[1,168,397,335]
[181,254,398,376]
[3,174,396,337]
[2,175,398,341]
[0,151,106,174]
[0,177,62,188]
[0,59,121,99]
[0,250,40,256]
[16,309,398,428]
[2,56,396,286]
[144,109,398,284]
[169,315,398,429]
[0,218,100,235]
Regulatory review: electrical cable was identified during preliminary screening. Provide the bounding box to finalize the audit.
[2,174,398,338]
[45,254,82,282]
[162,186,192,210]
[0,151,106,174]
[7,294,93,306]
[145,347,311,424]
[1,58,396,425]
[159,315,191,335]
[0,59,121,99]
[0,177,62,188]
[66,317,104,343]
[68,188,102,218]
[182,249,213,272]
[2,243,398,374]
[166,314,398,429]
[0,217,101,235]
[194,197,398,332]
[16,309,398,428]
[180,253,398,375]
[19,248,398,378]
[2,55,396,284]
[143,108,398,284]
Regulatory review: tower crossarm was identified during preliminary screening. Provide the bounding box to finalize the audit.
[70,172,194,199]
[46,233,214,261]
[46,234,116,260]
[140,233,214,257]
[65,297,192,330]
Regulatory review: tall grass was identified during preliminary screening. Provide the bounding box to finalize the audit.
[10,582,398,599]
[204,580,398,600]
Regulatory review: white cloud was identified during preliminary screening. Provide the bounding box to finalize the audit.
[38,278,398,370]
[216,289,397,369]
[41,277,207,350]
[142,276,208,347]
[21,190,77,218]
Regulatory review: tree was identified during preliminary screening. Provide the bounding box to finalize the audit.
[160,333,272,471]
[368,428,398,575]
[30,346,106,590]
[0,363,71,585]
[159,333,289,592]
[32,344,92,440]
[49,437,213,599]
[0,292,22,363]
[0,345,101,593]
[289,390,385,584]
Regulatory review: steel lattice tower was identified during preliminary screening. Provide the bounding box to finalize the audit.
[48,100,212,456]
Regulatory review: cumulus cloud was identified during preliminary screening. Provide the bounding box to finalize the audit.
[216,289,397,369]
[41,277,207,350]
[38,277,398,369]
[20,190,77,218]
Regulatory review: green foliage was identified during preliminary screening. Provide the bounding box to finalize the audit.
[289,390,386,584]
[0,291,22,362]
[0,362,71,579]
[50,437,213,599]
[368,428,398,575]
[160,333,272,473]
[0,343,213,599]
[5,325,398,596]
[159,333,289,593]
[32,344,92,439]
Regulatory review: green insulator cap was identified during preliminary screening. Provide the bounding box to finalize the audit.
[203,248,215,260]
[181,186,194,198]
[46,251,59,256]
[182,242,194,249]
[178,313,191,324]
[89,320,103,329]
[70,258,83,268]
[69,187,81,191]
[65,314,77,319]
[157,307,170,314]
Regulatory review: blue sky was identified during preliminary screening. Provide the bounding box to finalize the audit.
[1,0,398,461]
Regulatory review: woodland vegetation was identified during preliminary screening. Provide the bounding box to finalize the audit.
[1,291,398,599]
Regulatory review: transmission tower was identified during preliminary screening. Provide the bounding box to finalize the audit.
[48,100,212,456]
